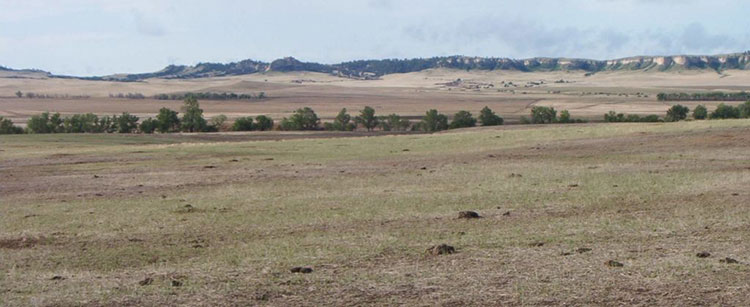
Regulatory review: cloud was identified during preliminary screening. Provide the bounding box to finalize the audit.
[131,10,166,36]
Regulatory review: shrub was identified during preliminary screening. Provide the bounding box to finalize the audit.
[280,107,320,130]
[739,101,750,118]
[139,118,157,134]
[665,104,689,122]
[117,112,139,133]
[709,103,740,119]
[63,113,100,133]
[325,108,356,131]
[449,110,476,129]
[210,114,228,131]
[255,115,274,131]
[420,109,448,132]
[558,110,572,123]
[0,116,23,134]
[15,91,22,98]
[156,107,180,133]
[232,117,254,131]
[693,105,708,120]
[379,113,411,131]
[354,106,378,131]
[530,106,557,124]
[181,97,207,132]
[478,106,503,126]
[27,112,63,133]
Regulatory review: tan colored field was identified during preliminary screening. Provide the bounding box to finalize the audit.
[2,69,750,125]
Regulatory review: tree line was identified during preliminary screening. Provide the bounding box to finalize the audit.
[604,101,750,122]
[657,92,750,102]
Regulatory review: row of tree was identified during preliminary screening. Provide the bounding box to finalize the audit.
[14,91,90,99]
[657,92,750,102]
[604,101,750,122]
[153,92,266,101]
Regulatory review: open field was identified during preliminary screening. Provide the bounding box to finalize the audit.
[2,120,750,306]
[3,70,750,126]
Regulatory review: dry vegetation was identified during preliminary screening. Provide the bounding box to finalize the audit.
[3,69,750,126]
[2,119,750,306]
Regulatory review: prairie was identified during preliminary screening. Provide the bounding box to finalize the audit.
[2,119,750,306]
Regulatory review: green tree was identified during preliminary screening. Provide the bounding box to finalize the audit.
[255,115,274,131]
[354,106,379,131]
[0,116,24,134]
[739,101,750,118]
[63,113,99,133]
[15,91,22,98]
[280,107,320,130]
[709,103,740,119]
[116,112,139,133]
[449,110,476,129]
[420,109,448,132]
[156,107,180,133]
[139,118,157,134]
[326,108,356,131]
[232,117,254,131]
[530,106,557,124]
[478,106,503,126]
[379,114,411,131]
[181,97,207,132]
[665,104,690,122]
[558,110,572,123]
[693,105,708,120]
[27,112,63,133]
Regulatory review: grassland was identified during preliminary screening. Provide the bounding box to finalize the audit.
[2,119,750,306]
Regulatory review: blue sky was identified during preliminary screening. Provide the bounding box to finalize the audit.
[1,0,748,76]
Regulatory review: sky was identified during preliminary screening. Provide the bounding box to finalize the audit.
[1,0,749,76]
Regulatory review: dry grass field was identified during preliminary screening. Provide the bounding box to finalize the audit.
[2,69,750,126]
[2,119,750,306]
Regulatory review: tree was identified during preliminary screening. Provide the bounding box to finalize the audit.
[0,116,24,134]
[478,106,503,126]
[139,118,157,134]
[255,115,274,131]
[181,97,207,132]
[15,91,22,98]
[709,103,740,119]
[232,117,254,131]
[420,109,448,132]
[379,114,411,131]
[116,112,139,133]
[27,112,63,133]
[156,107,180,133]
[530,106,557,124]
[449,110,476,129]
[665,104,689,122]
[210,114,228,131]
[739,101,750,118]
[693,105,708,120]
[280,107,320,130]
[354,106,379,131]
[326,108,356,131]
[558,110,572,123]
[63,113,99,133]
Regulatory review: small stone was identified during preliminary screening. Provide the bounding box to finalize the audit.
[458,211,480,219]
[139,277,153,286]
[502,211,511,216]
[606,260,624,267]
[576,248,592,254]
[171,280,182,287]
[426,244,456,256]
[696,252,711,258]
[720,257,739,264]
[291,267,313,273]
[50,276,65,281]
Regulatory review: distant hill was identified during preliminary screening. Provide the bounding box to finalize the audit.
[0,66,51,79]
[5,52,750,81]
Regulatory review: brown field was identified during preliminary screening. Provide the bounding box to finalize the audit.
[2,69,750,125]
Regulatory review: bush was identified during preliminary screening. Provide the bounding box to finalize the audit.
[232,117,254,131]
[181,97,207,132]
[604,111,661,122]
[709,103,740,119]
[27,112,63,133]
[478,106,503,126]
[210,114,228,131]
[63,113,100,133]
[117,112,139,133]
[15,91,22,98]
[665,104,689,122]
[739,101,750,118]
[280,107,320,130]
[156,107,180,133]
[449,110,476,129]
[354,106,378,131]
[420,109,448,132]
[379,114,411,131]
[530,106,557,124]
[325,108,356,131]
[0,116,23,134]
[558,110,571,123]
[139,118,157,134]
[255,115,274,131]
[693,105,708,120]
